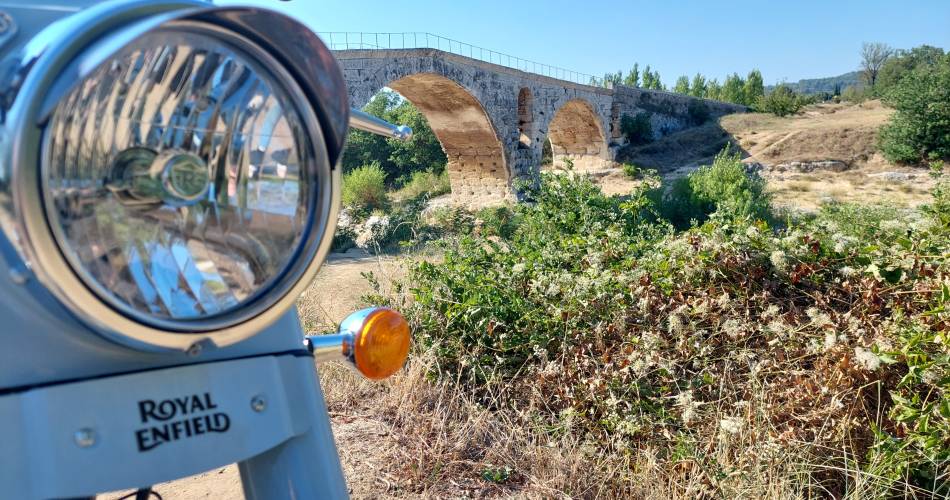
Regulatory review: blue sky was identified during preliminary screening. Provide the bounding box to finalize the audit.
[229,0,950,85]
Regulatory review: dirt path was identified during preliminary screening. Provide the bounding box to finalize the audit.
[101,252,407,500]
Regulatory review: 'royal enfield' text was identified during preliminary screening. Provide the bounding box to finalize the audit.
[135,392,230,452]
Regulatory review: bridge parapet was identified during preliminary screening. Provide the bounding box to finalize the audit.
[321,32,597,85]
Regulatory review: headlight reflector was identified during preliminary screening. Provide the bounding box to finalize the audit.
[42,26,318,325]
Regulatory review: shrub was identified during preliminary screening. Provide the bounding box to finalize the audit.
[755,84,806,116]
[686,100,710,125]
[341,162,388,211]
[621,163,639,179]
[474,206,519,239]
[389,170,950,496]
[395,169,451,200]
[878,57,950,164]
[659,147,771,228]
[840,84,870,103]
[620,112,654,145]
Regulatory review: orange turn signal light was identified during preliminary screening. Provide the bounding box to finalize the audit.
[349,308,411,380]
[305,307,411,380]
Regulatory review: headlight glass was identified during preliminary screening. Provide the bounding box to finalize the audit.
[42,27,317,325]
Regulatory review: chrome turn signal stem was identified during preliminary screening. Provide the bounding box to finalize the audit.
[303,333,353,364]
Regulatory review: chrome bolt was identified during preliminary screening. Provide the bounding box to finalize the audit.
[0,13,11,35]
[74,428,96,448]
[250,395,266,413]
[9,267,29,285]
[187,343,202,357]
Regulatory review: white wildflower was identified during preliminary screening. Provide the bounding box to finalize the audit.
[675,391,700,425]
[823,331,837,350]
[511,263,526,274]
[719,417,743,435]
[881,219,904,233]
[854,347,881,371]
[839,266,857,277]
[922,367,942,385]
[722,318,743,339]
[807,307,833,328]
[745,225,759,238]
[764,304,780,318]
[770,250,788,271]
[717,292,731,309]
[668,314,686,335]
[765,319,788,336]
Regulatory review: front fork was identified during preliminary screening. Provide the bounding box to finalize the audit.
[238,359,347,499]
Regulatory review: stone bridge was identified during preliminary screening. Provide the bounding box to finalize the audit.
[335,48,745,206]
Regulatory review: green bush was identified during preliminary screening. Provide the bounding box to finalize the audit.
[620,112,654,145]
[474,206,519,239]
[658,147,771,228]
[621,163,639,179]
[341,162,388,211]
[686,100,710,125]
[840,85,870,103]
[385,168,950,495]
[878,56,950,164]
[395,169,451,200]
[755,84,806,116]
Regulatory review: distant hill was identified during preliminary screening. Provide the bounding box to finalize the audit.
[767,71,862,95]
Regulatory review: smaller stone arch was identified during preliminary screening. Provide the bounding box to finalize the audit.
[546,99,611,170]
[517,87,534,149]
[387,73,510,207]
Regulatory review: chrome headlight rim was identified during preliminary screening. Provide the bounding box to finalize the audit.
[1,2,346,351]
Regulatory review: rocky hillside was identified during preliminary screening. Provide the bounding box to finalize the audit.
[615,100,935,210]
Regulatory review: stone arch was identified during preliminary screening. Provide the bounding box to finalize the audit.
[517,87,534,149]
[546,98,610,170]
[382,73,509,207]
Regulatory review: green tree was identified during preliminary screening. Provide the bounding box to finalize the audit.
[876,45,946,93]
[706,78,722,101]
[720,73,746,104]
[341,90,447,185]
[641,65,655,89]
[673,75,690,94]
[860,41,894,88]
[649,70,664,90]
[624,63,640,87]
[602,70,623,88]
[878,55,950,163]
[690,73,707,98]
[743,69,765,106]
[386,100,446,180]
[756,84,806,117]
[341,92,396,173]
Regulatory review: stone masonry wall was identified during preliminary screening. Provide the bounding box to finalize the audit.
[334,49,746,206]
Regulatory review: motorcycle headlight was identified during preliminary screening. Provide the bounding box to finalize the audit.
[0,3,349,350]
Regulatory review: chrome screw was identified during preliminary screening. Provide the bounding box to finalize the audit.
[0,13,11,35]
[186,343,202,357]
[8,267,28,285]
[74,428,97,448]
[250,395,266,413]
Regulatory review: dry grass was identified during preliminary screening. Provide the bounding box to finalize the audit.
[767,169,934,211]
[320,351,933,499]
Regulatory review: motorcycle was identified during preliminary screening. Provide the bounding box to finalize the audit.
[0,1,412,498]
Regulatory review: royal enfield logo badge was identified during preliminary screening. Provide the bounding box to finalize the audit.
[134,392,230,452]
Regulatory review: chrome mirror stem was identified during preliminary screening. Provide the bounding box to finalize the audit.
[349,108,412,140]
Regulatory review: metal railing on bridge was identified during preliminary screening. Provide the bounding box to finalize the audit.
[318,32,596,86]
